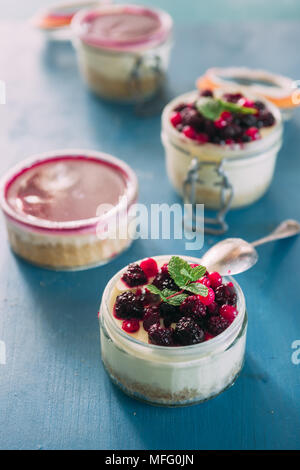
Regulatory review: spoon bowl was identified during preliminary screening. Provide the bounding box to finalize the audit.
[201,219,300,276]
[202,238,259,276]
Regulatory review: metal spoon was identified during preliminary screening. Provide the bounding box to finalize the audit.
[201,219,300,276]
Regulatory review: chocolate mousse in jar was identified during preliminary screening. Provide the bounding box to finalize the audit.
[161,88,283,233]
[0,150,138,270]
[71,4,173,102]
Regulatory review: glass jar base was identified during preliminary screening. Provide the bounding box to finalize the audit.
[102,358,245,407]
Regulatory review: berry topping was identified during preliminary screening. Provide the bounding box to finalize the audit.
[140,258,158,278]
[204,332,215,341]
[143,306,160,331]
[114,256,239,347]
[152,271,178,291]
[208,315,230,336]
[198,276,211,287]
[196,132,209,144]
[183,125,197,140]
[114,291,144,319]
[200,89,213,97]
[219,304,238,323]
[170,91,275,146]
[159,302,182,328]
[245,126,259,141]
[208,271,223,288]
[180,295,207,321]
[197,287,215,306]
[173,317,205,345]
[170,111,182,127]
[223,92,243,103]
[206,301,219,316]
[121,263,148,287]
[148,324,173,346]
[215,284,237,306]
[122,319,140,333]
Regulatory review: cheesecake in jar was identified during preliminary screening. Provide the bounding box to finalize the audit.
[71,4,173,102]
[0,150,138,270]
[161,89,283,212]
[99,255,247,406]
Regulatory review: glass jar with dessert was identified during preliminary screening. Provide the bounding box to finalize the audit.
[99,255,247,406]
[0,149,138,270]
[161,88,283,234]
[71,4,173,102]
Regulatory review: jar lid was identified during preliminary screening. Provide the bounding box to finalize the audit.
[197,67,300,110]
[71,3,173,51]
[0,150,138,234]
[31,1,108,31]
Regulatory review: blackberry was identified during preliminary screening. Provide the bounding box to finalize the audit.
[152,272,178,291]
[159,302,182,328]
[180,295,207,321]
[221,124,242,140]
[173,317,205,345]
[223,92,243,103]
[208,315,230,336]
[148,324,173,346]
[139,291,160,306]
[200,89,213,97]
[215,284,237,306]
[254,100,266,111]
[143,306,160,331]
[122,263,148,287]
[240,114,257,128]
[260,111,275,127]
[174,103,187,112]
[114,291,144,319]
[181,108,202,129]
[241,134,252,143]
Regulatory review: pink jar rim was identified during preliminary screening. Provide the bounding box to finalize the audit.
[71,3,173,52]
[0,149,138,235]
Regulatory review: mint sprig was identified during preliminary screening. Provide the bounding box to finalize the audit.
[145,256,208,308]
[196,97,256,121]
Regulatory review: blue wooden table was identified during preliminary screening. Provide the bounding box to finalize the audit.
[0,6,300,450]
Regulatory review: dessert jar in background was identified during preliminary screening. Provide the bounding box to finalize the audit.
[161,90,283,233]
[99,255,247,407]
[0,150,138,270]
[31,0,111,41]
[197,66,300,121]
[71,4,173,102]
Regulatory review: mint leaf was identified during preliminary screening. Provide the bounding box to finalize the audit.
[168,256,192,288]
[196,97,222,120]
[185,283,208,296]
[196,97,256,121]
[162,288,178,298]
[190,265,207,281]
[218,99,256,115]
[167,293,188,306]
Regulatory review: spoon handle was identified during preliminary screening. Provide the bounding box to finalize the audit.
[252,219,300,247]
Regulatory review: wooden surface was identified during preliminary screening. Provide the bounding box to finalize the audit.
[0,14,300,449]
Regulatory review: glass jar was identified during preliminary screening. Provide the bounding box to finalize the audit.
[99,255,247,407]
[161,91,283,233]
[0,149,138,271]
[31,1,109,42]
[71,4,173,102]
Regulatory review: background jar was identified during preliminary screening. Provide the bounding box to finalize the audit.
[161,91,283,212]
[71,4,173,102]
[0,149,138,271]
[99,255,247,407]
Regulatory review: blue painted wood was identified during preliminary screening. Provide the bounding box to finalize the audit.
[0,18,300,450]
